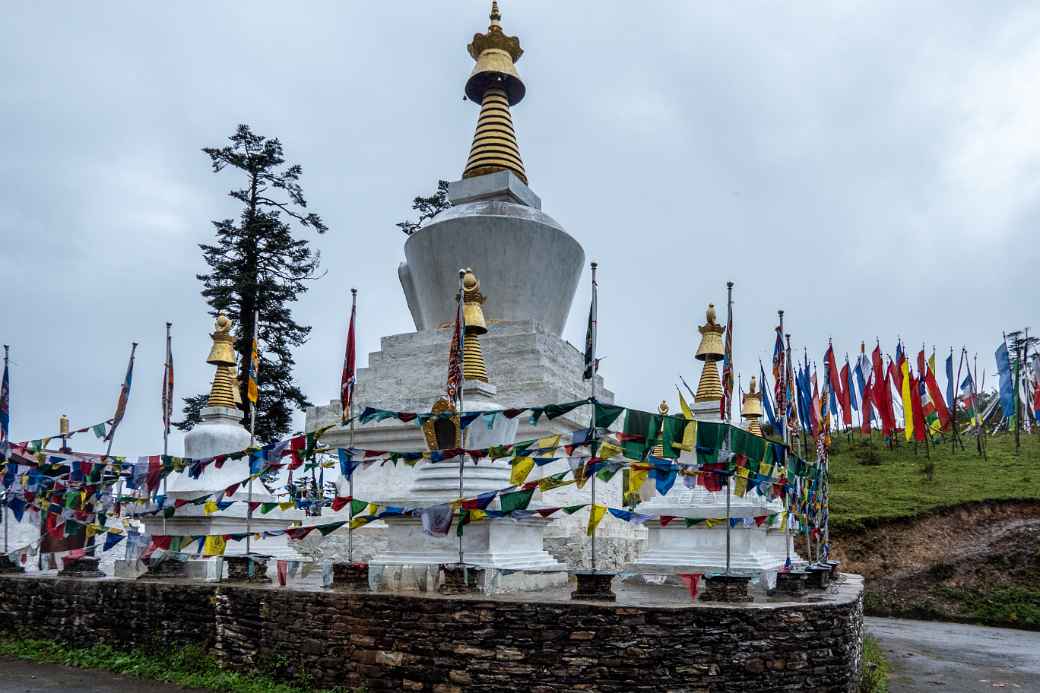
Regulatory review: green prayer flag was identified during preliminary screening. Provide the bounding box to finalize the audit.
[594,403,625,429]
[317,521,346,537]
[259,502,278,514]
[621,409,662,461]
[350,499,368,515]
[660,416,689,459]
[499,487,536,513]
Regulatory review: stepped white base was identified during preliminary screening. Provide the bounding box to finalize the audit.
[628,521,785,575]
[370,516,568,592]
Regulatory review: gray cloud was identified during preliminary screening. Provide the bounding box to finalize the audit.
[1,1,1036,454]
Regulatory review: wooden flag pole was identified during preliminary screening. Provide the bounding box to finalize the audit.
[588,262,599,574]
[245,310,259,558]
[347,289,357,565]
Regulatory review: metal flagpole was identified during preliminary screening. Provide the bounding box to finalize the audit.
[779,312,792,568]
[347,289,357,564]
[1,346,7,558]
[455,270,466,567]
[245,310,259,557]
[588,262,599,573]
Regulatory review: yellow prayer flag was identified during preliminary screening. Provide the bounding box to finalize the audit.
[85,524,96,539]
[678,390,694,420]
[586,504,607,536]
[705,518,719,528]
[900,360,914,441]
[535,435,561,452]
[349,516,370,530]
[278,501,294,511]
[597,441,622,459]
[203,500,219,516]
[734,473,748,498]
[469,509,488,523]
[203,534,227,557]
[366,503,378,514]
[510,456,535,486]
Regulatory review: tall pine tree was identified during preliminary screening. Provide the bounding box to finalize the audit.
[177,124,327,443]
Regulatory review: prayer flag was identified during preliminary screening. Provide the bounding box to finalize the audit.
[0,348,9,443]
[900,360,914,441]
[446,282,464,401]
[161,326,174,436]
[509,456,535,486]
[246,334,260,405]
[106,343,137,441]
[760,363,779,431]
[583,265,598,380]
[586,504,607,536]
[945,352,955,411]
[341,294,357,421]
[721,294,734,420]
[996,342,1015,421]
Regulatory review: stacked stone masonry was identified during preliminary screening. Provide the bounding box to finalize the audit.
[0,575,863,692]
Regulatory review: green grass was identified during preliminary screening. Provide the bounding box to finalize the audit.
[0,638,353,693]
[824,432,1040,531]
[938,586,1040,629]
[859,634,889,693]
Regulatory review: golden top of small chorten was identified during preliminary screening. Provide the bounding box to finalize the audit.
[205,313,241,409]
[741,375,764,419]
[461,269,490,383]
[695,304,725,362]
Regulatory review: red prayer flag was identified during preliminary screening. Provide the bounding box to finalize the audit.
[340,295,357,421]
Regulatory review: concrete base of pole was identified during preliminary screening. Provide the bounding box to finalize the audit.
[57,556,104,578]
[439,564,483,595]
[773,570,809,596]
[825,560,841,579]
[0,555,25,574]
[224,556,271,583]
[806,564,832,589]
[699,574,753,603]
[332,562,370,591]
[144,556,190,579]
[570,570,617,602]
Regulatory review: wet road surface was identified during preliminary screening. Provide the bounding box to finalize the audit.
[0,657,196,692]
[866,617,1040,692]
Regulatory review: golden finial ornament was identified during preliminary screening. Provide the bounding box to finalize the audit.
[462,1,528,183]
[461,268,490,383]
[59,415,70,436]
[741,375,765,437]
[205,313,241,408]
[694,304,726,403]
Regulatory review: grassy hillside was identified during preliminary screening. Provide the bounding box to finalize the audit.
[824,431,1040,531]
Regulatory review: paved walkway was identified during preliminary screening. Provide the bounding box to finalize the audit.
[0,656,195,692]
[866,617,1040,692]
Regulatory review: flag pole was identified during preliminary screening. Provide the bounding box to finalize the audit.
[347,288,357,565]
[723,281,734,423]
[455,270,466,568]
[245,310,259,557]
[1,344,7,557]
[588,262,599,574]
[778,312,792,569]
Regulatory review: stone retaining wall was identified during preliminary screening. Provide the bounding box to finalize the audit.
[0,575,863,692]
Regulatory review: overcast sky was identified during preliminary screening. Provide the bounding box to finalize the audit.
[2,1,1037,455]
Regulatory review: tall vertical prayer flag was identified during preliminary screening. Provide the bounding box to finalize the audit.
[0,347,9,443]
[772,327,785,414]
[900,359,914,441]
[996,342,1014,421]
[873,345,895,437]
[106,343,137,441]
[824,344,843,423]
[161,327,174,436]
[246,336,260,405]
[582,265,598,380]
[924,351,950,431]
[945,352,955,411]
[761,363,779,431]
[446,278,464,402]
[720,284,734,420]
[341,292,357,421]
[844,357,858,411]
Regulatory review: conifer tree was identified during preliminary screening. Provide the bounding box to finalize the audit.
[177,124,327,443]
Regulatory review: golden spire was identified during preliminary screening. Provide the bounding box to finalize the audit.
[651,401,669,457]
[694,304,726,402]
[461,269,490,383]
[462,1,528,184]
[206,314,241,408]
[742,375,765,437]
